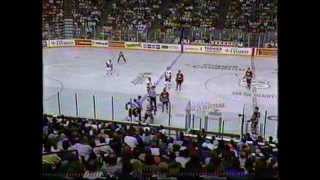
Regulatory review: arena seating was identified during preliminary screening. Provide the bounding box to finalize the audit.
[42,0,64,39]
[42,0,277,45]
[42,114,279,179]
[72,0,103,39]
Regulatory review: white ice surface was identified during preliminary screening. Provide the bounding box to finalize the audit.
[43,47,278,139]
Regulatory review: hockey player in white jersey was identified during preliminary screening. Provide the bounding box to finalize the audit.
[146,77,153,94]
[105,59,113,76]
[125,99,138,121]
[164,67,172,90]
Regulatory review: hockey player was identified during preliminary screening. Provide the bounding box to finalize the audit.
[146,77,153,94]
[125,99,138,121]
[243,67,254,89]
[175,70,184,91]
[117,51,127,64]
[250,106,260,134]
[159,88,170,113]
[164,67,172,90]
[134,96,142,122]
[144,98,154,124]
[148,85,157,114]
[105,59,113,75]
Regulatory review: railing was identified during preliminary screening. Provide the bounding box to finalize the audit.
[44,90,277,139]
[44,88,248,136]
[42,149,79,157]
[43,113,240,139]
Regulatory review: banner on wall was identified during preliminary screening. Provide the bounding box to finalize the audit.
[204,46,223,53]
[142,43,161,50]
[222,47,252,56]
[211,41,236,47]
[184,45,251,56]
[256,48,277,56]
[48,39,75,47]
[109,41,125,48]
[160,44,180,51]
[125,42,142,49]
[75,39,92,46]
[141,43,181,52]
[183,45,204,53]
[45,39,255,57]
[91,40,108,47]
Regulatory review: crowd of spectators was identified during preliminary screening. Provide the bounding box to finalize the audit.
[224,0,277,33]
[42,0,64,39]
[43,115,279,179]
[107,0,160,30]
[42,0,277,45]
[102,0,276,42]
[72,0,104,38]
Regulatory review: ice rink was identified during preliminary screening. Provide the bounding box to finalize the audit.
[43,47,278,139]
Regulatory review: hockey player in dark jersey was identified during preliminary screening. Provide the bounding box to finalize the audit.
[117,51,127,64]
[250,106,260,134]
[160,88,170,113]
[105,59,113,75]
[134,96,143,122]
[243,67,254,89]
[144,98,154,123]
[175,70,184,91]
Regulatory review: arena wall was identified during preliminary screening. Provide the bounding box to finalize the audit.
[43,39,277,57]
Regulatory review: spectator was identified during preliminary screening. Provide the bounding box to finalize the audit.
[84,152,99,172]
[70,138,93,161]
[59,140,76,162]
[184,154,201,175]
[101,153,122,178]
[175,149,190,168]
[124,132,138,149]
[93,136,114,157]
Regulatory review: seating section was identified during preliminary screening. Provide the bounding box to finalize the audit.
[42,0,277,46]
[42,0,64,39]
[43,115,279,179]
